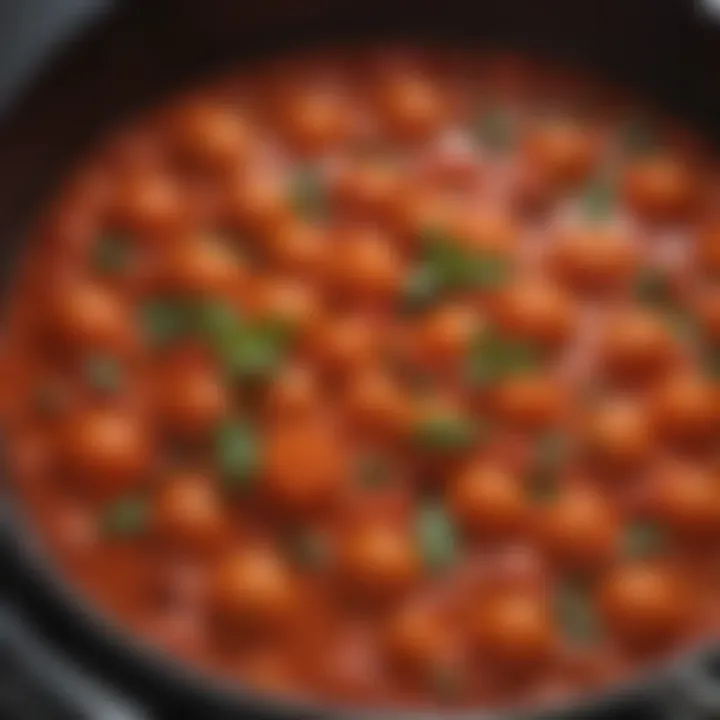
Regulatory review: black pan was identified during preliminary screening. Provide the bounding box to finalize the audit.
[1,1,720,718]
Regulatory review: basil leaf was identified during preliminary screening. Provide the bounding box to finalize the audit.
[222,320,292,383]
[466,329,541,387]
[622,521,666,559]
[415,502,457,573]
[84,355,122,394]
[535,431,568,468]
[581,175,615,222]
[215,420,261,491]
[139,299,191,348]
[468,253,512,290]
[665,307,702,347]
[554,579,599,646]
[356,452,391,488]
[285,531,329,570]
[474,108,513,153]
[288,167,326,220]
[400,264,443,312]
[633,268,672,308]
[194,299,242,345]
[412,413,479,454]
[405,230,513,313]
[104,498,147,537]
[92,234,130,275]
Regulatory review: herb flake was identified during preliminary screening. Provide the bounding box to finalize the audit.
[288,167,326,220]
[215,420,261,491]
[474,108,513,153]
[466,329,542,387]
[103,498,147,537]
[622,521,666,559]
[84,355,122,394]
[92,234,130,275]
[554,578,599,646]
[412,413,479,454]
[415,502,458,573]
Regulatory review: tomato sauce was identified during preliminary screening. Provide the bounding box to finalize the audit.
[0,48,719,710]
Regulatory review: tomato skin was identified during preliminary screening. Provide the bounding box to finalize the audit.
[338,524,421,601]
[623,157,697,222]
[377,74,447,140]
[601,310,677,382]
[651,463,720,539]
[63,409,150,497]
[495,279,576,347]
[152,473,226,551]
[280,89,351,152]
[523,121,598,186]
[448,462,528,538]
[168,103,251,172]
[552,228,637,292]
[155,362,227,437]
[471,593,554,670]
[599,564,689,650]
[651,375,718,445]
[210,548,298,633]
[584,400,651,468]
[537,489,618,570]
[263,423,346,514]
[48,282,132,351]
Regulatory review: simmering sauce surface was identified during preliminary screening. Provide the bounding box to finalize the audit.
[1,49,719,710]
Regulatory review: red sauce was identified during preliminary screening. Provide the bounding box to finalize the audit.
[1,48,719,711]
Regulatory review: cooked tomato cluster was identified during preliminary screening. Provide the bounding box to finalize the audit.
[1,50,719,710]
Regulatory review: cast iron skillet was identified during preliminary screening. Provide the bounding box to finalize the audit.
[1,1,720,718]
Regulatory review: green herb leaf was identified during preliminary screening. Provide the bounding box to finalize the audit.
[139,299,191,348]
[581,175,615,222]
[622,521,666,559]
[285,531,329,570]
[412,413,479,454]
[466,329,542,387]
[92,234,130,275]
[194,299,242,345]
[633,268,672,308]
[468,253,512,290]
[426,237,511,292]
[400,264,443,312]
[221,319,292,383]
[415,502,457,573]
[288,167,326,220]
[404,230,513,312]
[665,306,702,347]
[356,452,391,488]
[474,108,513,153]
[104,498,147,537]
[554,578,599,646]
[215,420,261,491]
[535,431,568,469]
[83,355,122,394]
